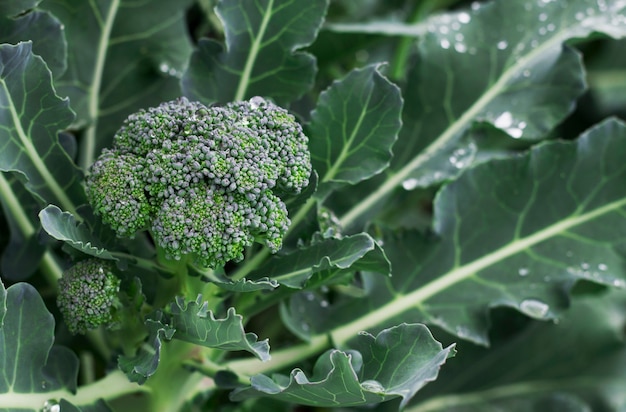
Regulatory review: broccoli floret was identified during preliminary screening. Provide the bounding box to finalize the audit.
[85,150,152,237]
[57,259,121,335]
[86,96,311,268]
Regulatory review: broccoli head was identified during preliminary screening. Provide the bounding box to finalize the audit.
[57,259,121,335]
[86,96,311,268]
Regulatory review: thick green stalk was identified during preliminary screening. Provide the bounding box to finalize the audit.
[0,371,147,409]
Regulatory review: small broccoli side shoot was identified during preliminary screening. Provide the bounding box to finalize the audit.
[86,97,311,268]
[57,259,121,335]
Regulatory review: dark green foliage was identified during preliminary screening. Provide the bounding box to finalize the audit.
[4,0,626,411]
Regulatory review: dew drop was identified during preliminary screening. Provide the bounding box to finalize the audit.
[518,267,530,276]
[43,400,61,412]
[402,178,420,190]
[440,39,451,49]
[539,12,548,21]
[575,11,585,20]
[494,111,514,128]
[497,40,508,50]
[454,43,467,53]
[455,33,464,42]
[506,127,523,138]
[439,26,449,34]
[523,69,531,77]
[547,23,556,31]
[458,12,471,23]
[581,262,590,270]
[471,2,481,10]
[305,292,316,301]
[159,62,171,73]
[539,27,547,35]
[320,300,329,308]
[520,299,550,319]
[451,22,461,30]
[362,380,385,393]
[612,279,626,288]
[598,264,608,271]
[301,322,310,331]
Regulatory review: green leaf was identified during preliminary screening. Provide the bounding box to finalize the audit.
[0,9,67,78]
[169,297,270,362]
[42,0,194,169]
[0,173,45,280]
[182,0,329,105]
[307,64,403,196]
[0,0,39,17]
[0,281,72,394]
[406,288,626,411]
[231,323,454,408]
[39,205,117,260]
[118,318,175,384]
[286,118,626,346]
[208,275,279,292]
[252,233,390,289]
[339,0,626,228]
[0,42,84,214]
[0,280,111,411]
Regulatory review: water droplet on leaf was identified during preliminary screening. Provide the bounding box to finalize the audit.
[518,268,530,276]
[362,380,385,393]
[494,112,514,128]
[43,400,61,412]
[520,299,550,319]
[402,178,420,190]
[458,12,471,23]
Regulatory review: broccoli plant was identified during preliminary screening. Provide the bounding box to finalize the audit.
[2,0,626,411]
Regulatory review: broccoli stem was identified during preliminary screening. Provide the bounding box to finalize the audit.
[141,257,225,411]
[143,340,207,412]
[0,371,147,409]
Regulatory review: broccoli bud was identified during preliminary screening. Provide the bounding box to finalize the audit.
[57,259,121,335]
[86,96,312,268]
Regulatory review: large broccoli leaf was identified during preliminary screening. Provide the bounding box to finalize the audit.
[231,324,454,408]
[0,42,83,213]
[41,0,194,169]
[282,118,626,346]
[183,0,328,105]
[404,288,626,411]
[0,3,66,78]
[338,0,626,229]
[307,64,403,197]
